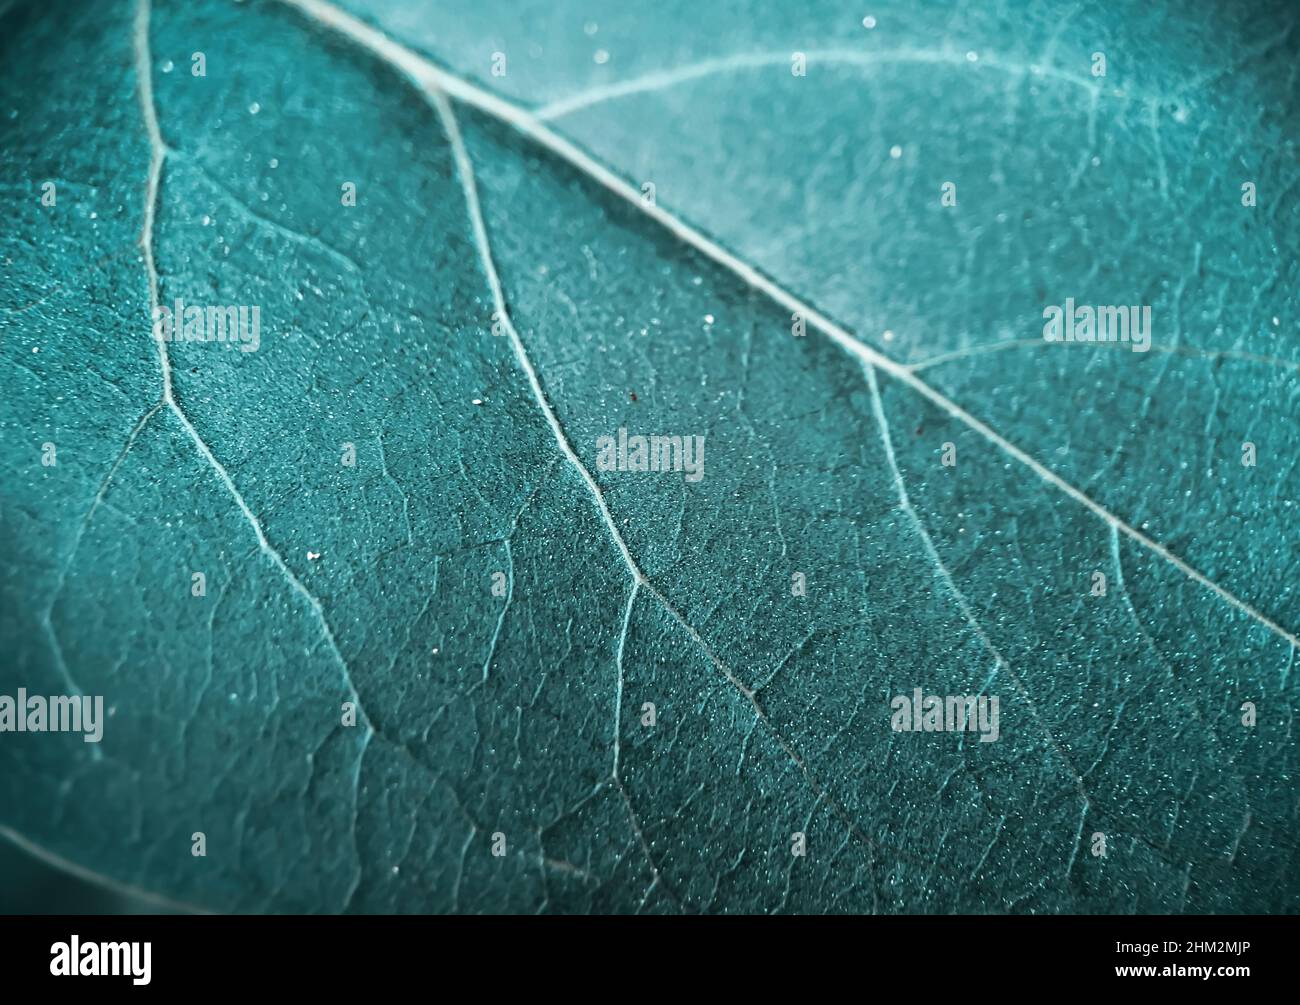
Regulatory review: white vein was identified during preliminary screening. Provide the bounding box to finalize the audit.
[279,0,1298,655]
[0,825,209,915]
[610,581,668,900]
[612,582,638,780]
[134,0,169,402]
[427,82,881,901]
[866,361,1093,867]
[430,83,737,712]
[431,86,684,895]
[536,46,1106,121]
[133,0,374,732]
[425,86,646,582]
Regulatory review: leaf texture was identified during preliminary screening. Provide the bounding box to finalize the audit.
[1,0,1297,913]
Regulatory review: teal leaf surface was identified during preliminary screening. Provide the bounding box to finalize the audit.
[1,0,1297,913]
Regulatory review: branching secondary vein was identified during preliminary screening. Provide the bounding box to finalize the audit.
[865,361,1093,820]
[133,0,375,735]
[429,82,881,904]
[535,46,1109,121]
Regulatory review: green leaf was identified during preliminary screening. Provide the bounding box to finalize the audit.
[1,0,1296,913]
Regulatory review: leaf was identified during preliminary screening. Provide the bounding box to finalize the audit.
[1,0,1296,913]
